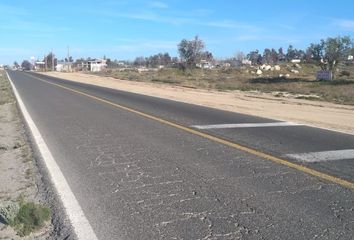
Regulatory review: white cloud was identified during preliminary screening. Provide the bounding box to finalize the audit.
[202,20,259,31]
[332,19,354,30]
[76,39,177,55]
[277,24,296,30]
[0,20,71,33]
[114,39,177,52]
[0,48,42,59]
[89,8,258,30]
[234,34,262,41]
[226,34,306,46]
[192,9,213,17]
[149,1,169,9]
[92,10,192,25]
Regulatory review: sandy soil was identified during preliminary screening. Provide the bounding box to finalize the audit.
[40,72,354,135]
[0,72,51,239]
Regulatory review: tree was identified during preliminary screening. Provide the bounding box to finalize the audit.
[161,53,172,66]
[106,58,112,68]
[201,51,213,62]
[262,48,272,64]
[286,45,306,61]
[147,54,159,67]
[171,57,179,67]
[323,36,352,77]
[140,53,173,68]
[286,45,296,61]
[308,36,352,78]
[44,52,57,70]
[247,50,262,65]
[278,47,285,61]
[65,56,74,62]
[235,51,245,62]
[270,48,279,63]
[178,35,205,68]
[306,43,323,62]
[133,56,147,67]
[13,61,20,68]
[21,60,32,70]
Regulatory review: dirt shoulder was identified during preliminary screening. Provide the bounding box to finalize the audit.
[0,71,52,239]
[40,71,354,135]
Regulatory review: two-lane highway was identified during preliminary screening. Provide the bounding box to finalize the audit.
[7,70,354,239]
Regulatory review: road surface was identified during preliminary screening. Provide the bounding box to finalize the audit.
[7,70,354,239]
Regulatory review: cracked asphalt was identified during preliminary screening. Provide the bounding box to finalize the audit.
[8,70,354,239]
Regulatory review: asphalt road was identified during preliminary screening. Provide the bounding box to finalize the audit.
[7,70,354,239]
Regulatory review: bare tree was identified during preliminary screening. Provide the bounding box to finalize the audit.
[178,35,205,68]
[235,51,245,62]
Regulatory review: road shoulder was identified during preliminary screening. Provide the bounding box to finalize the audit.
[0,71,53,239]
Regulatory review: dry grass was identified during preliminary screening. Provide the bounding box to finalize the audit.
[0,71,12,105]
[93,63,354,105]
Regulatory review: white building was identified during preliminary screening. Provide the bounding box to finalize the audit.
[242,59,252,65]
[56,62,73,72]
[196,60,214,69]
[81,59,107,72]
[290,59,301,63]
[34,61,45,71]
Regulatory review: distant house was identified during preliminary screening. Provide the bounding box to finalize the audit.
[35,61,45,71]
[348,55,353,61]
[196,60,214,69]
[56,62,73,72]
[81,59,107,72]
[223,62,231,68]
[290,59,301,63]
[242,59,252,65]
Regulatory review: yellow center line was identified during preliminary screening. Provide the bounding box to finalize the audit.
[26,73,354,190]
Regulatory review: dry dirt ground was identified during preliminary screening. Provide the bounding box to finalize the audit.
[0,71,51,239]
[40,71,354,135]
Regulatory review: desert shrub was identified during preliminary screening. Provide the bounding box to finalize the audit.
[11,202,51,236]
[339,70,350,77]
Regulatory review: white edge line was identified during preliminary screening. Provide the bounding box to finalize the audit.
[6,71,98,240]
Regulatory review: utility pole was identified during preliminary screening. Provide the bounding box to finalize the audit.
[67,46,70,72]
[45,54,47,71]
[51,50,54,71]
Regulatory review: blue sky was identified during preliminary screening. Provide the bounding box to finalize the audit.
[1,0,354,64]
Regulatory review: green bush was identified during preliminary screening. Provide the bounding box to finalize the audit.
[11,202,51,236]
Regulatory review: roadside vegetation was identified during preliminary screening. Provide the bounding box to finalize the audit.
[0,71,12,105]
[11,200,51,237]
[0,71,52,238]
[88,35,354,105]
[95,63,354,105]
